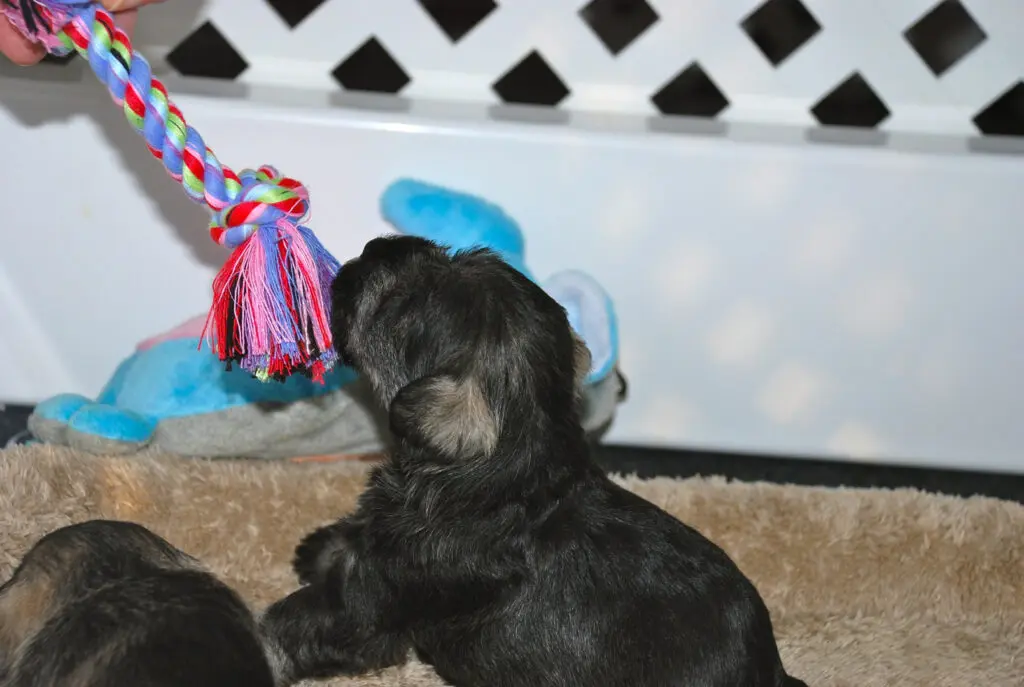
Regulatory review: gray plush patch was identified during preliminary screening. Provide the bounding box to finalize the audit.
[580,367,625,441]
[29,414,150,455]
[66,429,148,456]
[25,416,69,447]
[155,378,392,459]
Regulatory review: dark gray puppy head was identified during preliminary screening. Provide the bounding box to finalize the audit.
[330,235,591,460]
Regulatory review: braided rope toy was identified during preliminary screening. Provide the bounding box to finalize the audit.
[2,0,341,382]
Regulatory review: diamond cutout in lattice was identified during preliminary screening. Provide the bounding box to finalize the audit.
[493,51,570,107]
[741,0,821,67]
[651,63,730,118]
[166,21,248,80]
[331,37,411,95]
[417,0,497,43]
[579,0,659,56]
[904,0,987,77]
[972,81,1024,137]
[264,0,329,29]
[811,72,890,129]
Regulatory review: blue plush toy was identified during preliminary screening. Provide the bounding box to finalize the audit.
[27,323,388,458]
[24,180,625,458]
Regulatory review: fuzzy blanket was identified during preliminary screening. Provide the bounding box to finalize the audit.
[0,446,1021,686]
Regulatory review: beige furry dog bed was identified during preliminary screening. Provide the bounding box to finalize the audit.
[0,445,1021,686]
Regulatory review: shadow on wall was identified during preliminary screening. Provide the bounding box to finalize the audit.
[0,0,224,269]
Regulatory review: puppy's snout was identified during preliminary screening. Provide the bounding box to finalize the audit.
[331,309,356,368]
[337,341,355,368]
[332,263,361,312]
[330,260,369,367]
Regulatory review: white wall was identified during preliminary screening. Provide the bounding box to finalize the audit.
[1,69,1022,474]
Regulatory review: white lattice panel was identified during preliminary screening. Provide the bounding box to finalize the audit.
[74,0,1018,137]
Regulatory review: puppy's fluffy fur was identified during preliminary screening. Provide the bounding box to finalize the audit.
[0,520,275,687]
[261,235,807,687]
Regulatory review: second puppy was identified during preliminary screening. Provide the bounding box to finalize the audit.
[261,235,807,687]
[0,519,275,687]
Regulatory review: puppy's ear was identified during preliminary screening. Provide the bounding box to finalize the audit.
[389,375,498,458]
[572,331,592,389]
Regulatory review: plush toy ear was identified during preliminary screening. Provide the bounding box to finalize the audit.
[389,375,498,458]
[572,332,593,390]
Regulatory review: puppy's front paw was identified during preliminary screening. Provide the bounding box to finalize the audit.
[293,523,351,586]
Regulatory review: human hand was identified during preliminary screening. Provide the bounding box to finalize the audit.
[1,0,163,66]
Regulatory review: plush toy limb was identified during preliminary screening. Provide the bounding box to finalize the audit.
[27,393,90,445]
[542,270,619,385]
[30,351,159,452]
[2,0,340,382]
[29,394,156,454]
[380,178,535,280]
[544,269,624,438]
[63,404,157,454]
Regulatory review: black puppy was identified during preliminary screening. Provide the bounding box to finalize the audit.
[261,235,807,687]
[0,520,275,687]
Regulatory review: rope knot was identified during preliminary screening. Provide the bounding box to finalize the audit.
[209,165,310,248]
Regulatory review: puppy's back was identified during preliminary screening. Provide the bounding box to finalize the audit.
[0,520,274,687]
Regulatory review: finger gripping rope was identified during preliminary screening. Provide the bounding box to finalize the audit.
[2,0,341,383]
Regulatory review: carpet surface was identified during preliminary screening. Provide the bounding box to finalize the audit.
[0,445,1021,687]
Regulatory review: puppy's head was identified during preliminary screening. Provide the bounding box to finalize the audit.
[331,235,591,460]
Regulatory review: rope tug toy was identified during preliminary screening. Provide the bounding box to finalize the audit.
[2,0,341,383]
